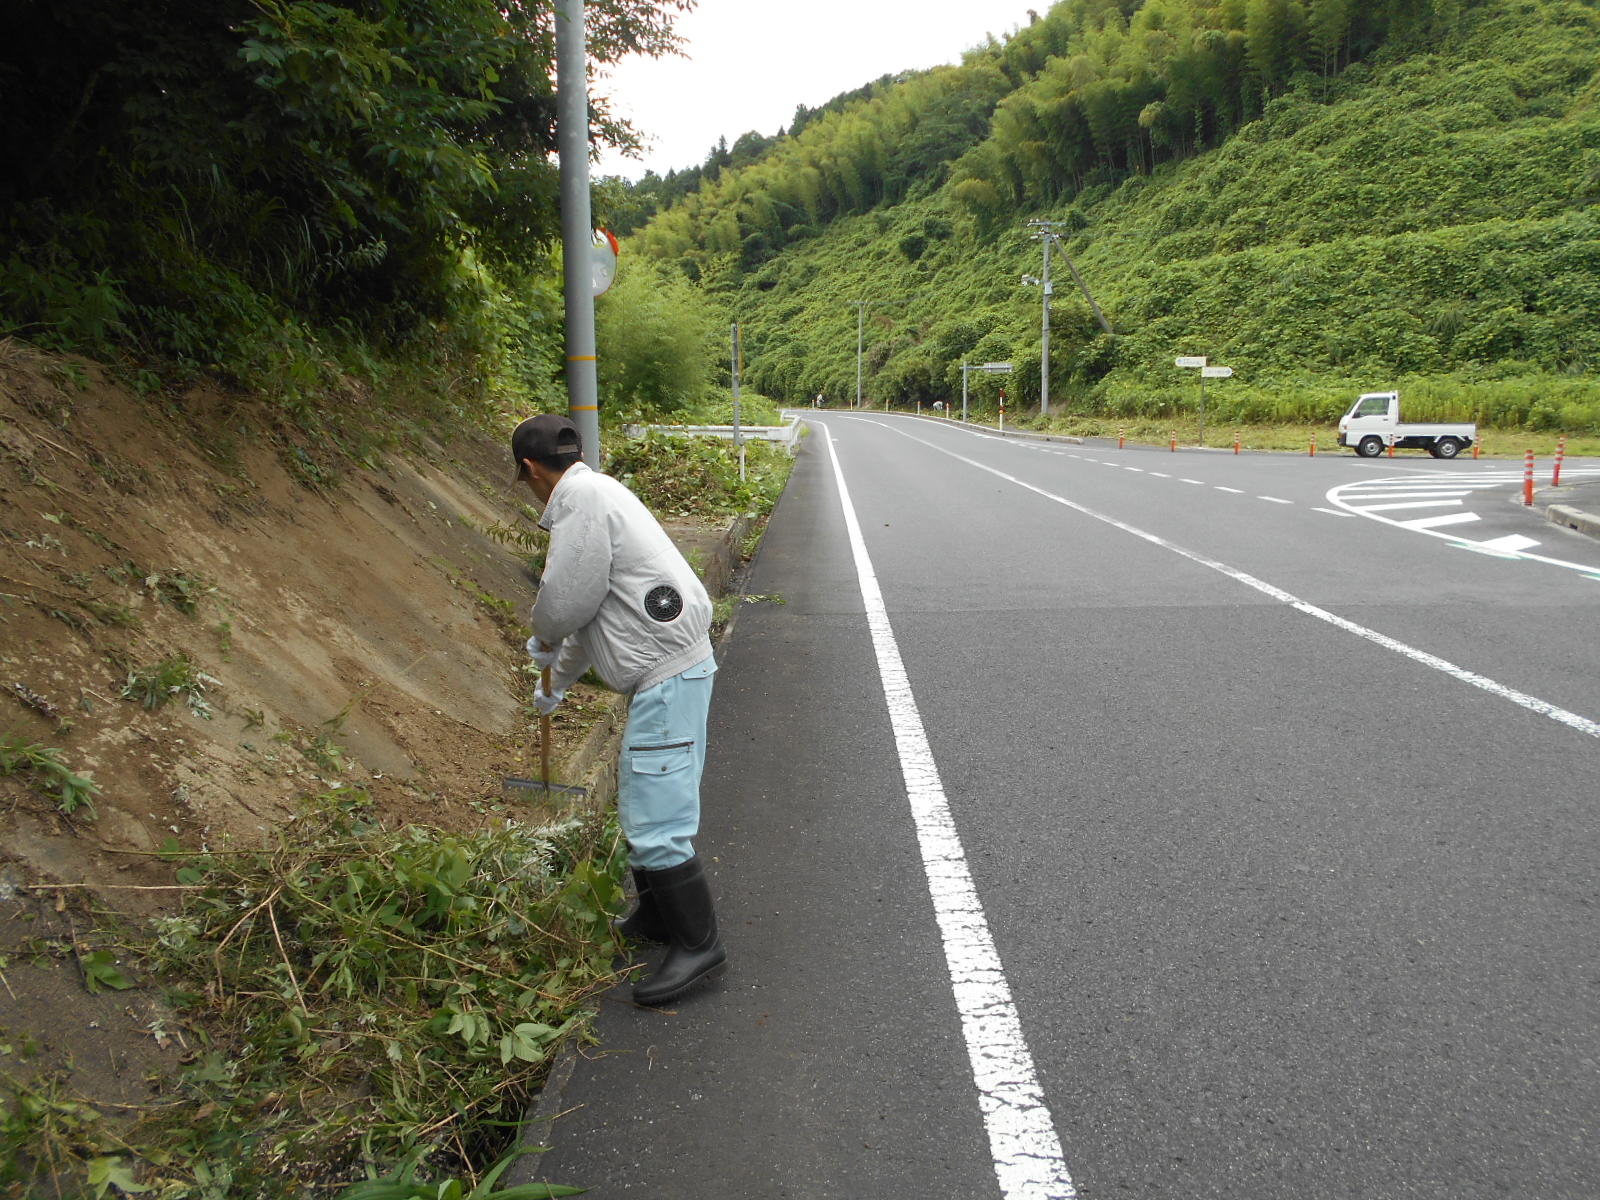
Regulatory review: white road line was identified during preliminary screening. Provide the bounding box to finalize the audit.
[1314,507,1356,517]
[1327,475,1600,579]
[856,420,1600,741]
[1356,499,1463,512]
[1124,467,1146,473]
[1479,534,1542,552]
[1148,472,1171,478]
[823,430,1078,1200]
[1258,496,1292,505]
[1342,490,1474,500]
[1181,478,1206,485]
[1215,486,1245,494]
[1398,512,1481,531]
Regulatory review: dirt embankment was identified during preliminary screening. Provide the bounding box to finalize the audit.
[1,345,572,892]
[0,343,735,1120]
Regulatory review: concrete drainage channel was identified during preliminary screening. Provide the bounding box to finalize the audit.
[501,510,757,1190]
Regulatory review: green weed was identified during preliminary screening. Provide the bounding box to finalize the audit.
[0,734,101,817]
[606,433,793,520]
[119,655,219,718]
[119,795,623,1195]
[0,1073,122,1197]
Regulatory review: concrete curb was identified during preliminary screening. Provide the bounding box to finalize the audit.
[1544,503,1600,540]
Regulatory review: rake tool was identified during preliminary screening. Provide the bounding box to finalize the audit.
[503,664,589,800]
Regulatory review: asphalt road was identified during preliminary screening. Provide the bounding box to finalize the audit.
[529,415,1600,1200]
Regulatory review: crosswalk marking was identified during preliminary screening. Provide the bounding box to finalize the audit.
[1398,512,1482,530]
[1359,499,1464,512]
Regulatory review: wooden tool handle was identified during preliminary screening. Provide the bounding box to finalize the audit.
[539,666,553,787]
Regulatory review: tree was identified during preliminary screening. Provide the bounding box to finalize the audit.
[0,0,693,362]
[1308,0,1353,76]
[595,261,721,416]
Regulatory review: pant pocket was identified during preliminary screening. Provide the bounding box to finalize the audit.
[627,741,695,778]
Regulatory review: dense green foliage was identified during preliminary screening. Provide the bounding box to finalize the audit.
[606,432,792,517]
[593,259,722,415]
[625,0,1600,432]
[0,0,689,419]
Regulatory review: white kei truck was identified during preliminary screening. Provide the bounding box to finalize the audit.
[1337,391,1477,459]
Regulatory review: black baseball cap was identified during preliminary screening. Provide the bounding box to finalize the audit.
[511,414,583,480]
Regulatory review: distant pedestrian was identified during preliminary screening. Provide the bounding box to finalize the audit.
[814,392,824,409]
[512,414,726,1006]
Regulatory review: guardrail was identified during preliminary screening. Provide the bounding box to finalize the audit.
[625,418,802,453]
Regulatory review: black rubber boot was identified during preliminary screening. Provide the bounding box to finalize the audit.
[632,856,727,1007]
[613,867,668,945]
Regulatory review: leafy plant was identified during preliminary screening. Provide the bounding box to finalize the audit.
[144,570,214,616]
[336,1148,584,1199]
[0,1073,120,1197]
[606,433,792,519]
[125,796,625,1194]
[77,949,135,995]
[119,655,219,717]
[0,734,101,816]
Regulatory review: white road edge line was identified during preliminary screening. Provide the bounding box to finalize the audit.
[822,429,1080,1200]
[860,420,1600,742]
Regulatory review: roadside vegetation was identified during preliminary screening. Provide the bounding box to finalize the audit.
[623,0,1600,439]
[2,790,617,1198]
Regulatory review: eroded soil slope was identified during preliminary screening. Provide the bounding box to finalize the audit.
[0,346,601,897]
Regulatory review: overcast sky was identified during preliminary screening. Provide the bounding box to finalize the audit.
[592,0,1041,180]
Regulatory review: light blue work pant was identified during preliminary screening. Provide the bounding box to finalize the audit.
[618,655,717,870]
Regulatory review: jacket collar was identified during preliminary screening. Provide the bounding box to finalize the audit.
[538,460,592,529]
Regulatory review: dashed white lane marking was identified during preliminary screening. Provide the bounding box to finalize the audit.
[1315,507,1356,517]
[1181,478,1206,485]
[1258,496,1292,505]
[852,419,1600,741]
[1147,471,1171,478]
[1215,486,1245,494]
[823,430,1078,1200]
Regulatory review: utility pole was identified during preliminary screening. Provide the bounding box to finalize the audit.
[855,302,865,410]
[1024,220,1062,417]
[556,0,600,466]
[1024,219,1114,420]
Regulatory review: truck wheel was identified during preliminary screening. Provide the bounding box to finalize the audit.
[1356,436,1384,458]
[1432,437,1462,459]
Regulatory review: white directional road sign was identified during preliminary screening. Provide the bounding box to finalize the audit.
[1201,365,1234,378]
[980,362,1014,373]
[1175,356,1207,368]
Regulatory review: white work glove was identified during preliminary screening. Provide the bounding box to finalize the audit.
[533,680,565,716]
[525,635,561,670]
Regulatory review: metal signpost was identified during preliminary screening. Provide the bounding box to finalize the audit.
[1199,365,1233,446]
[731,322,746,481]
[962,361,1012,423]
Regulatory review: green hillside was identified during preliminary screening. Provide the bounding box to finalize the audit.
[630,0,1600,433]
